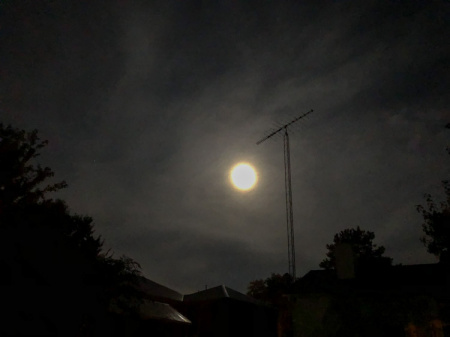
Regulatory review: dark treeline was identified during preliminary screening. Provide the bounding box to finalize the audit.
[0,123,143,336]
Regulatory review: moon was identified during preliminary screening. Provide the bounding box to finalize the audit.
[230,163,258,191]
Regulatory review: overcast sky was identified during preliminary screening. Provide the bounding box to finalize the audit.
[1,1,449,294]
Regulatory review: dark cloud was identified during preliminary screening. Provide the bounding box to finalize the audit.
[1,1,448,293]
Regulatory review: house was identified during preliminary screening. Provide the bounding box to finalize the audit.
[182,285,277,337]
[110,276,191,337]
[111,277,277,337]
[292,263,450,337]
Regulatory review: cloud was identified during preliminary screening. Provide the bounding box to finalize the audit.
[1,1,448,293]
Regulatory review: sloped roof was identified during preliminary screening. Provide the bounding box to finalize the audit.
[137,276,183,302]
[184,285,259,304]
[299,263,450,297]
[301,263,449,286]
[139,300,191,324]
[389,263,448,286]
[301,269,335,283]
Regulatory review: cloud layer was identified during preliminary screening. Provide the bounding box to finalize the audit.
[1,1,449,293]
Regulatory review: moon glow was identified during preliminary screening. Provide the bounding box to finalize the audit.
[230,163,258,191]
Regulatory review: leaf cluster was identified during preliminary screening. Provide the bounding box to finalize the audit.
[319,226,390,270]
[417,184,450,258]
[416,123,450,263]
[0,123,143,335]
[97,255,143,315]
[247,273,294,304]
[0,123,67,208]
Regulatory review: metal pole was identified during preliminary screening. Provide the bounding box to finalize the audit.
[256,109,312,280]
[284,128,296,279]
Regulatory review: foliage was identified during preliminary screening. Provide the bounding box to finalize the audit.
[247,273,295,337]
[417,123,450,264]
[97,254,143,314]
[247,279,266,299]
[0,123,143,335]
[0,199,106,335]
[319,226,392,270]
[0,123,67,210]
[247,273,294,303]
[416,183,450,263]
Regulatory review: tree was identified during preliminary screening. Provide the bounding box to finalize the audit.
[319,226,392,270]
[416,124,450,264]
[0,123,67,210]
[98,255,143,314]
[0,200,107,336]
[0,123,143,336]
[247,273,293,302]
[247,279,267,299]
[417,183,450,264]
[247,273,295,337]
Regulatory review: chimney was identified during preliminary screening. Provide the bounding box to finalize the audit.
[335,243,355,280]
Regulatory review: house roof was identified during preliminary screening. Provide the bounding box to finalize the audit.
[184,285,259,304]
[388,263,449,286]
[301,269,336,283]
[139,300,191,324]
[137,276,184,302]
[299,263,450,298]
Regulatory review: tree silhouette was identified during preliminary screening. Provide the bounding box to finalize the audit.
[0,123,67,210]
[247,279,267,299]
[247,273,294,337]
[0,123,142,336]
[319,226,392,270]
[247,273,293,303]
[417,123,450,264]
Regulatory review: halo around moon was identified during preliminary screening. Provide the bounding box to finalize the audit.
[230,163,258,191]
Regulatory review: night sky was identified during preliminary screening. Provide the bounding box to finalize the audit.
[1,1,449,294]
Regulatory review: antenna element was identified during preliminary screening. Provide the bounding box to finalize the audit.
[256,109,313,279]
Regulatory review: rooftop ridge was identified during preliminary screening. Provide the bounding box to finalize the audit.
[222,285,229,297]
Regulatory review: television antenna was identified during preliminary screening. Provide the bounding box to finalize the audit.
[257,109,313,279]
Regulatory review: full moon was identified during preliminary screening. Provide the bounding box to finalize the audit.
[230,163,258,191]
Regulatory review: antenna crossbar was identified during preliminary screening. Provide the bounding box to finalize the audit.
[256,109,313,280]
[256,109,313,145]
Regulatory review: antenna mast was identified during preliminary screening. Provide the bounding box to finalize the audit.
[257,109,313,279]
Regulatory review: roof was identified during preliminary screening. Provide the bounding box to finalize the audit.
[139,300,191,324]
[301,269,336,283]
[137,276,184,302]
[299,263,450,297]
[184,285,259,304]
[389,263,449,286]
